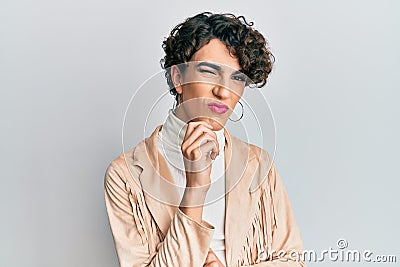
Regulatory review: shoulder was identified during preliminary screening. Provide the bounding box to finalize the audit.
[104,139,146,192]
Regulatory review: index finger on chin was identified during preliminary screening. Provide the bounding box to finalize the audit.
[184,120,213,140]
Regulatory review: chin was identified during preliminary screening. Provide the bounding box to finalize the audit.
[196,117,226,131]
[210,122,224,131]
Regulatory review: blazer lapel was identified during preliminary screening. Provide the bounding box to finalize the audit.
[223,129,263,266]
[132,125,180,237]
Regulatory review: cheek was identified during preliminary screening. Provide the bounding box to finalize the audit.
[234,88,245,99]
[230,100,239,110]
[183,83,213,98]
[230,93,242,107]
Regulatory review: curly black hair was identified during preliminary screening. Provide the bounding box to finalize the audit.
[160,12,275,102]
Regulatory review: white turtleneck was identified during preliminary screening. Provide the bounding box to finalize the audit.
[157,108,227,266]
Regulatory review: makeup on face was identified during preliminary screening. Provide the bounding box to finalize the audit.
[207,101,229,114]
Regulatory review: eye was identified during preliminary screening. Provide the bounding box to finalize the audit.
[232,75,246,82]
[198,67,217,75]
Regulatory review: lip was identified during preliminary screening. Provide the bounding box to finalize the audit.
[208,101,229,114]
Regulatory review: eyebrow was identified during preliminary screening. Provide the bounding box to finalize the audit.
[196,61,243,74]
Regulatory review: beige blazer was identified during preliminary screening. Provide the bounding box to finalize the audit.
[104,125,306,267]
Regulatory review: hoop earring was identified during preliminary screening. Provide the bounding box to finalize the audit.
[229,101,244,122]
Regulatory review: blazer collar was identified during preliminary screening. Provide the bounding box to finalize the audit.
[131,124,268,266]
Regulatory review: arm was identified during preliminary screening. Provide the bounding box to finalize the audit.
[244,162,306,267]
[104,163,215,267]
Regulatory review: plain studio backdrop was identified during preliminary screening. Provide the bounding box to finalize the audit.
[1,1,399,266]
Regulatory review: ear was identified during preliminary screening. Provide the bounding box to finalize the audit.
[170,65,183,94]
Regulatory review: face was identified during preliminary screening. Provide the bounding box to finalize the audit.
[170,38,246,131]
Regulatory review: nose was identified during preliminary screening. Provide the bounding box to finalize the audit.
[212,76,231,99]
[212,84,231,100]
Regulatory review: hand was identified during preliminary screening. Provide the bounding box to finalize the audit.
[181,121,220,189]
[203,248,225,267]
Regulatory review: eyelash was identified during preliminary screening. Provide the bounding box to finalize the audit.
[199,68,246,82]
[232,76,245,82]
[199,68,217,75]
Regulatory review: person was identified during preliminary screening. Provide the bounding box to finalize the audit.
[104,12,306,267]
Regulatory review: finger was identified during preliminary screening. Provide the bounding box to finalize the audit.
[185,135,217,161]
[185,133,219,160]
[201,133,220,159]
[185,121,212,136]
[199,134,220,160]
[184,130,219,156]
[182,125,218,154]
[183,124,216,147]
[184,121,213,141]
